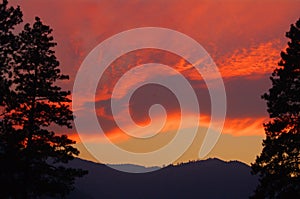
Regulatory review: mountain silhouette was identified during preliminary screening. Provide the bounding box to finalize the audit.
[67,158,258,199]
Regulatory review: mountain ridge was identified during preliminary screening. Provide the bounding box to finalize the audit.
[67,158,258,199]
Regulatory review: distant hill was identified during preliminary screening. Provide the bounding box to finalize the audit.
[67,158,258,199]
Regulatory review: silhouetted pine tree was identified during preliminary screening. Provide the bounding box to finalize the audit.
[251,18,300,198]
[0,1,87,198]
[0,1,24,197]
[0,0,22,111]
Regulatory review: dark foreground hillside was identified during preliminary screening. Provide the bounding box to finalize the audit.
[67,158,258,199]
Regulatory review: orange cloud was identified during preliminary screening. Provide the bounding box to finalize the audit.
[217,40,285,79]
[96,106,114,121]
[191,114,266,137]
[77,110,266,144]
[92,39,284,107]
[222,117,267,136]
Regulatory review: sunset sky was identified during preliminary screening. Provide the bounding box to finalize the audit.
[11,0,300,166]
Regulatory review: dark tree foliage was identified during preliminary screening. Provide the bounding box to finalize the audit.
[0,0,22,109]
[0,1,87,198]
[251,18,300,198]
[0,1,23,197]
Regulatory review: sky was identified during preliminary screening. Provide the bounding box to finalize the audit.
[11,0,300,166]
